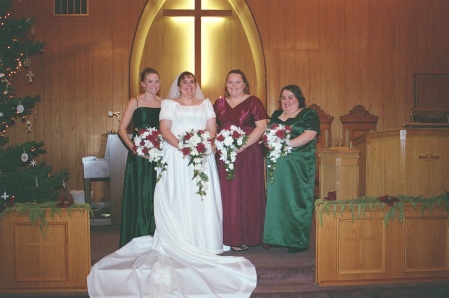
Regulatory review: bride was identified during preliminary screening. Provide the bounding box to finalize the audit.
[87,71,257,297]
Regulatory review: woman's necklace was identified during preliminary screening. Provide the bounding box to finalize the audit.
[281,108,301,121]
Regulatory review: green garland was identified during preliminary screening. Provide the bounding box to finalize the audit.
[0,202,92,230]
[315,194,449,227]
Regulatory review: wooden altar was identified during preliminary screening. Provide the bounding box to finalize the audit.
[352,128,449,197]
[0,209,90,292]
[316,201,449,285]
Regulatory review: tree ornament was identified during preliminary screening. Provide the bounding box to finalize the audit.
[23,58,32,68]
[17,103,24,113]
[26,120,32,132]
[35,178,39,187]
[27,70,34,82]
[21,150,29,162]
[62,180,66,189]
[30,159,37,166]
[1,189,9,201]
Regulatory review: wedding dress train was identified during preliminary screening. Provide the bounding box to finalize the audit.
[87,99,257,297]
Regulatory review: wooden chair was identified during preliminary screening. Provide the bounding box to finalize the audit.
[340,105,378,147]
[308,103,334,198]
[308,103,334,149]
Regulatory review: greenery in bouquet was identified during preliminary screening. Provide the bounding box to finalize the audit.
[133,127,167,182]
[215,125,249,180]
[262,123,292,183]
[178,129,213,198]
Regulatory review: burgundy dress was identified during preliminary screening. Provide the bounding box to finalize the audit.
[214,96,269,247]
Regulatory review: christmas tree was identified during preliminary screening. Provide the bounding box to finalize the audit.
[0,0,68,210]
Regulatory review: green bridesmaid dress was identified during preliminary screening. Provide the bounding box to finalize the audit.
[263,108,320,249]
[119,107,160,247]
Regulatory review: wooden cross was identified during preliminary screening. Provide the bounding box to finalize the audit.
[164,0,232,85]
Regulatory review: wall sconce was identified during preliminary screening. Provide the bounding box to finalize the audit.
[107,111,121,122]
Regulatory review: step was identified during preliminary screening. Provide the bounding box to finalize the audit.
[256,265,315,284]
[252,281,449,298]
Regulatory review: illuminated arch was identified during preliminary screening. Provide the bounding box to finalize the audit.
[129,0,266,102]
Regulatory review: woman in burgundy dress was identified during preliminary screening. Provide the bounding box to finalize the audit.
[213,69,268,251]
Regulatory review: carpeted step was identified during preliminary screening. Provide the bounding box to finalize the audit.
[256,264,315,284]
[251,281,449,298]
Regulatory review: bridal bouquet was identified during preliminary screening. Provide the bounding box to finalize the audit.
[215,125,249,180]
[262,123,293,183]
[178,129,213,198]
[133,127,167,182]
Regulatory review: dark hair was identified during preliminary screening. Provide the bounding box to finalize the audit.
[177,71,197,86]
[140,67,159,82]
[280,84,306,108]
[224,69,250,97]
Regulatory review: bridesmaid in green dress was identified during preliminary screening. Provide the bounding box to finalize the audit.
[263,84,320,253]
[118,67,162,247]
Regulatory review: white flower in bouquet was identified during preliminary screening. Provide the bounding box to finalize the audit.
[178,129,213,199]
[262,123,292,183]
[133,127,167,182]
[230,151,237,162]
[215,125,249,180]
[190,134,202,146]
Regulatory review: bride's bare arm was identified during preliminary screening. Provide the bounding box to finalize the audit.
[206,117,217,152]
[206,117,217,138]
[160,119,179,148]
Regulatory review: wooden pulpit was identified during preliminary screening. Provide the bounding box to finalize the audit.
[352,128,449,197]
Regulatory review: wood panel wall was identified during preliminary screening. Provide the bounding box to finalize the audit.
[248,0,449,141]
[5,0,449,202]
[7,0,148,201]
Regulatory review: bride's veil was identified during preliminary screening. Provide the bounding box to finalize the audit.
[166,73,205,100]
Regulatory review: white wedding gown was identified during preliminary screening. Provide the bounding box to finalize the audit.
[87,99,257,297]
